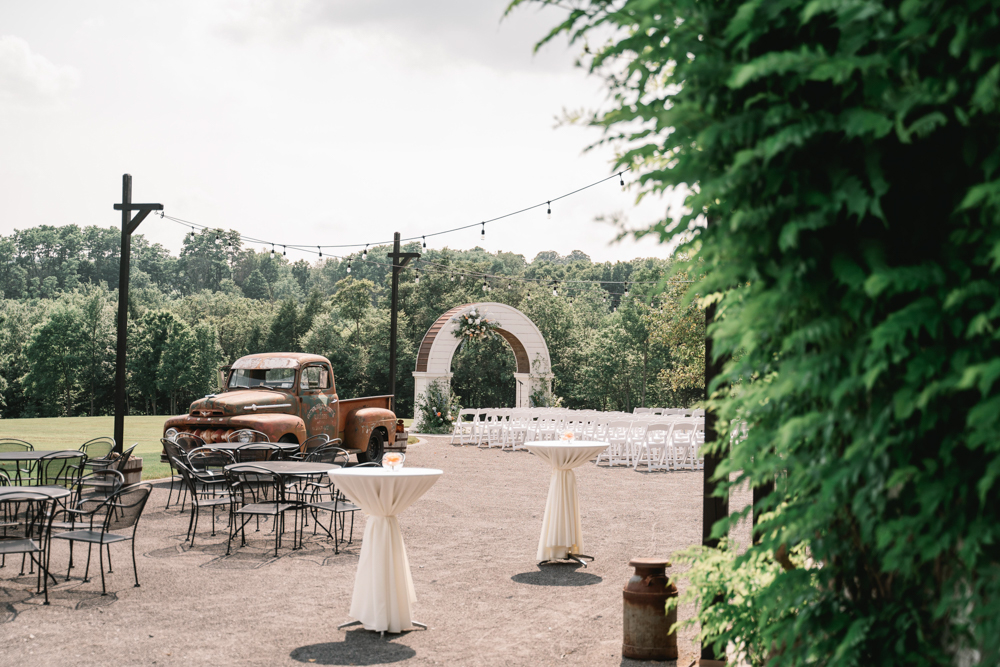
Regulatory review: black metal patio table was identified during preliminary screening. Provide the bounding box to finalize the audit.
[0,451,72,484]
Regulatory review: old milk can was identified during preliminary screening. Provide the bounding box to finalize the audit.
[622,557,678,660]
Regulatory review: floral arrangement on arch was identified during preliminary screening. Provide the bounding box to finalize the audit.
[451,307,500,343]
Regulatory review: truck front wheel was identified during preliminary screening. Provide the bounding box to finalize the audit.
[358,430,384,464]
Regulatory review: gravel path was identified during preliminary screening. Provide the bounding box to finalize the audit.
[1,435,750,667]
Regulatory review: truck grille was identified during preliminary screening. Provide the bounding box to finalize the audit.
[191,409,224,418]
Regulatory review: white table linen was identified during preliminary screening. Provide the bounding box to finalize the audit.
[329,467,442,633]
[524,441,609,561]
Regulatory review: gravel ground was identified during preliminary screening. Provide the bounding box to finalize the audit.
[1,435,750,667]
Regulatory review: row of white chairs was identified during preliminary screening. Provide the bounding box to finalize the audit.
[449,408,707,472]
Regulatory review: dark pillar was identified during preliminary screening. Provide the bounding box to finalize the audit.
[113,175,133,452]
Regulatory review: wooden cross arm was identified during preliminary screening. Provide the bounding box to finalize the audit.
[113,203,163,211]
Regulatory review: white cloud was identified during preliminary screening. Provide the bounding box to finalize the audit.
[0,35,79,103]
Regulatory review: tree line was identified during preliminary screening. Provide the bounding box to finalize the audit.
[0,223,704,419]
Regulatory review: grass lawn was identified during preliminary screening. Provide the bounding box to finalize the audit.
[0,416,416,480]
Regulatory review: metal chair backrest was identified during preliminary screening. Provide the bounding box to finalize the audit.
[79,437,115,460]
[0,439,33,452]
[300,434,331,455]
[353,462,381,468]
[174,433,205,451]
[235,443,282,463]
[75,469,125,511]
[103,484,152,533]
[305,445,350,466]
[111,445,137,473]
[188,447,236,472]
[36,450,87,487]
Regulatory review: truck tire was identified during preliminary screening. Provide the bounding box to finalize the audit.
[358,430,384,464]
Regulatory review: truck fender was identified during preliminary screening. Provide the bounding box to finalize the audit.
[343,407,396,452]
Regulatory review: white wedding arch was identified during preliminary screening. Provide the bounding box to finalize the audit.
[412,302,552,428]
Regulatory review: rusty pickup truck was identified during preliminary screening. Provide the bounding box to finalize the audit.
[163,352,399,463]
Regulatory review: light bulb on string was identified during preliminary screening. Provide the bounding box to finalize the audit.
[460,275,464,282]
[362,245,368,261]
[619,172,625,188]
[481,222,485,240]
[271,244,275,256]
[552,285,558,297]
[214,232,219,244]
[526,292,531,301]
[282,245,287,256]
[422,236,427,249]
[190,226,195,238]
[450,273,454,281]
[347,261,352,274]
[547,202,551,219]
[482,280,488,292]
[415,269,420,284]
[318,246,323,258]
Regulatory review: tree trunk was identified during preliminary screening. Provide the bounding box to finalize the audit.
[641,344,648,407]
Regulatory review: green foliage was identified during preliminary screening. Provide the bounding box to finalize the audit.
[513,0,1000,663]
[1,231,696,419]
[415,379,461,434]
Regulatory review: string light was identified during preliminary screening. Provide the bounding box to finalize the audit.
[481,222,485,240]
[527,292,531,301]
[318,246,322,258]
[190,226,195,238]
[552,284,558,297]
[415,269,420,284]
[283,245,286,256]
[619,172,624,187]
[271,244,275,255]
[214,232,219,243]
[547,202,551,219]
[482,280,488,292]
[423,236,427,249]
[161,169,631,256]
[347,261,352,273]
[450,273,454,281]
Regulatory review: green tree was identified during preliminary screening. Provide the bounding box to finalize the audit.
[22,304,85,416]
[157,317,199,415]
[241,269,270,300]
[516,0,1000,663]
[267,299,302,352]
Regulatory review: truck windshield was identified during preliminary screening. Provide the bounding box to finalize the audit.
[228,368,296,390]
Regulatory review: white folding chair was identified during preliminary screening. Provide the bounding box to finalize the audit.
[633,423,673,472]
[450,408,477,445]
[595,420,632,466]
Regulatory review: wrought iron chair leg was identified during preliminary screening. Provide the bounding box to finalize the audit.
[106,545,113,573]
[131,539,140,587]
[83,544,93,583]
[98,539,107,595]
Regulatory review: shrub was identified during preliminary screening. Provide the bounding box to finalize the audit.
[415,380,461,434]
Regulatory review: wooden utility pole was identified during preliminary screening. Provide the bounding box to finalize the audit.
[386,232,420,414]
[112,175,162,452]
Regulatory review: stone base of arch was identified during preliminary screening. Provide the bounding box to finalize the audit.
[411,371,453,432]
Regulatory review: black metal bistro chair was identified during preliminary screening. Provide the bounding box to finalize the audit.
[52,484,152,595]
[79,437,116,472]
[50,470,125,579]
[172,457,233,546]
[225,465,296,557]
[35,450,87,488]
[0,490,58,605]
[296,446,360,552]
[0,439,34,484]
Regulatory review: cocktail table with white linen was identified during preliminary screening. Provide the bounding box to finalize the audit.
[524,441,610,565]
[329,466,442,634]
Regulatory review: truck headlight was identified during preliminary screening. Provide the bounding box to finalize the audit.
[165,428,179,441]
[237,430,253,443]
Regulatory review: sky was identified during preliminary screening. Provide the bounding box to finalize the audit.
[0,0,683,264]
